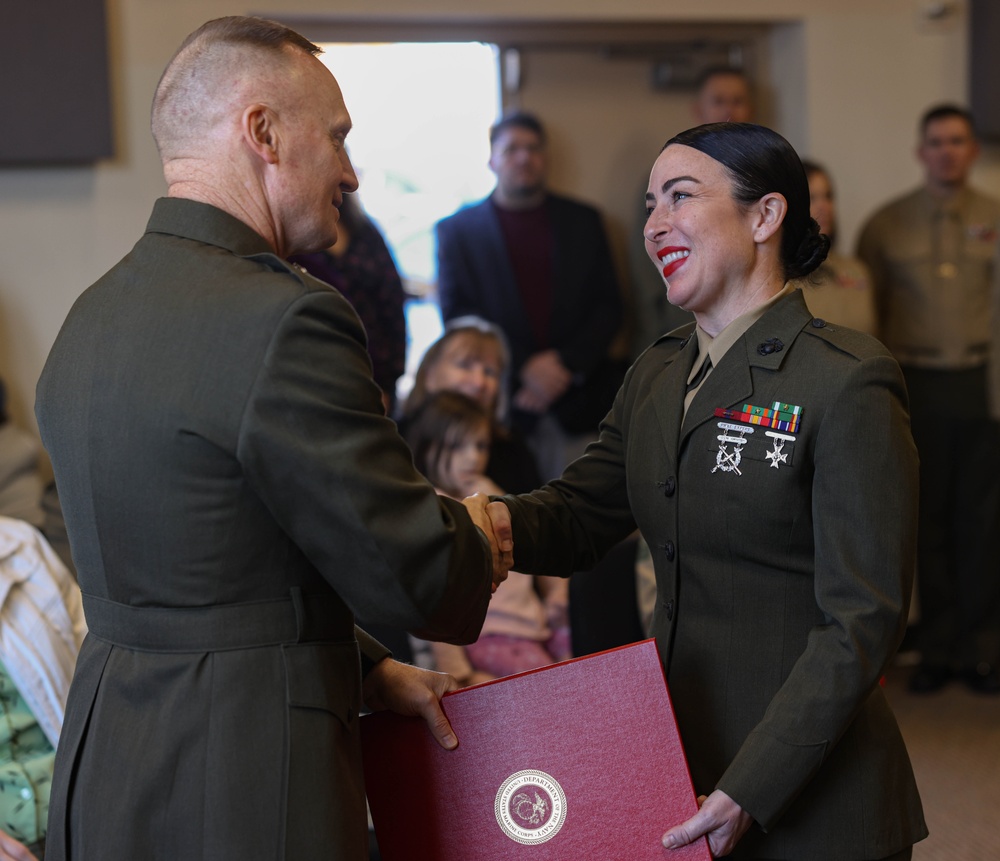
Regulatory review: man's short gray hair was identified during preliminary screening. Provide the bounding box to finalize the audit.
[151,16,321,156]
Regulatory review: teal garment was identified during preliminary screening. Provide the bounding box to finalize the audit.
[0,659,54,847]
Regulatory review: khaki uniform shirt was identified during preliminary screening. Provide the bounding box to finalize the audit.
[857,185,1000,369]
[798,251,878,337]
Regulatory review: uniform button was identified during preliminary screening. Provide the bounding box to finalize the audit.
[662,476,676,497]
[20,787,32,800]
[660,540,675,562]
[811,318,827,328]
[665,599,674,621]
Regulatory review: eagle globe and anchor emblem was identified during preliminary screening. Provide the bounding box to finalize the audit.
[495,769,567,845]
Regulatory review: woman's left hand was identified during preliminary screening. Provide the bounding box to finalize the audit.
[661,789,753,857]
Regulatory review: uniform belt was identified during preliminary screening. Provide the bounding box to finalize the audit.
[83,588,355,653]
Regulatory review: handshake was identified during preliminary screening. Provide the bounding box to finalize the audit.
[461,493,514,592]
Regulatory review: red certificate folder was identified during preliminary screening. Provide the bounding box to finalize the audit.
[361,639,710,860]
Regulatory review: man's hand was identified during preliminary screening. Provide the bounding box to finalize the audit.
[462,493,513,590]
[362,658,461,750]
[514,349,572,413]
[661,790,753,857]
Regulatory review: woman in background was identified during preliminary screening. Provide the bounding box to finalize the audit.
[798,160,878,336]
[290,193,407,411]
[402,318,541,494]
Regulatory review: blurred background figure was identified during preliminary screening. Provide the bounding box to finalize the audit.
[692,65,754,124]
[857,104,1000,695]
[403,390,570,687]
[401,318,541,494]
[367,318,542,664]
[404,323,642,663]
[436,111,624,480]
[0,379,44,530]
[0,516,86,861]
[290,193,406,412]
[797,160,877,335]
[404,391,501,499]
[0,378,73,576]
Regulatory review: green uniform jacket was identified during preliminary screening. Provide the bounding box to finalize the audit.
[502,290,927,859]
[35,199,493,861]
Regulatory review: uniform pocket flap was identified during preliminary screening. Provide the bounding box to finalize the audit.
[283,640,361,727]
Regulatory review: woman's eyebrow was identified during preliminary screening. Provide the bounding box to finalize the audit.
[646,175,700,201]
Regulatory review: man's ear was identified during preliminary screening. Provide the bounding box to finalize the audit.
[242,104,279,165]
[752,192,787,244]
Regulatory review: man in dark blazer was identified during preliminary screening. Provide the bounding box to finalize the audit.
[34,17,510,861]
[435,112,624,478]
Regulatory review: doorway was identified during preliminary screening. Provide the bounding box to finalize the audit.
[318,41,501,395]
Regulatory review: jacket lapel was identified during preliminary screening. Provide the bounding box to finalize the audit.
[476,201,526,321]
[651,329,698,461]
[681,343,754,444]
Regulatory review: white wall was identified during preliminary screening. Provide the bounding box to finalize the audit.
[1,0,992,437]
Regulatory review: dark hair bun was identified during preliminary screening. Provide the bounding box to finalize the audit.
[786,218,830,280]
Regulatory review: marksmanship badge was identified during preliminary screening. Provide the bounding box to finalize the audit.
[495,770,567,845]
[713,422,754,475]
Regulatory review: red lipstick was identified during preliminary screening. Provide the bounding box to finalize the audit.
[657,246,690,279]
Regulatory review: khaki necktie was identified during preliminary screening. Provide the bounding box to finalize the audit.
[683,354,713,417]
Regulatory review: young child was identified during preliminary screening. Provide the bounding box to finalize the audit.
[405,391,571,686]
